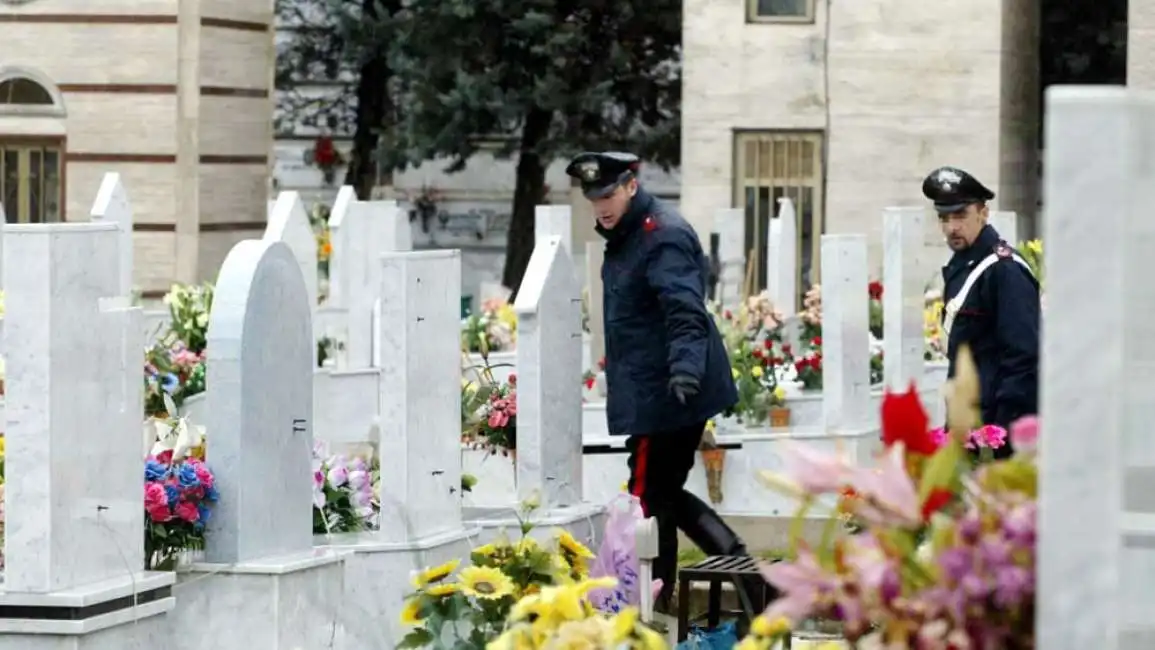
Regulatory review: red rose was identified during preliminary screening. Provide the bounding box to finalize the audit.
[868,281,883,300]
[723,310,733,320]
[508,373,517,386]
[752,347,764,359]
[584,376,595,390]
[880,383,936,455]
[812,336,822,346]
[782,343,792,354]
[763,339,773,350]
[314,136,337,166]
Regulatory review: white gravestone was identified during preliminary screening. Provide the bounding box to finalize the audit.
[264,191,319,310]
[536,205,572,257]
[989,210,1019,245]
[204,240,315,563]
[882,207,927,391]
[4,223,145,592]
[370,199,410,369]
[586,241,606,368]
[376,250,463,541]
[314,368,380,450]
[1038,86,1155,649]
[89,172,134,297]
[820,234,871,432]
[714,208,745,307]
[326,185,358,309]
[768,197,799,315]
[514,236,583,507]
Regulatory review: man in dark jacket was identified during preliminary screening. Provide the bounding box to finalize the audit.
[923,166,1040,458]
[566,151,762,612]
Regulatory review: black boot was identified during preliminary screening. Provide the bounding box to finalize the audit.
[675,491,772,624]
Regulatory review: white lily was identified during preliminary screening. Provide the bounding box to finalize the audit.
[144,393,206,463]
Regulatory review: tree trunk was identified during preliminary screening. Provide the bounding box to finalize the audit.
[502,108,554,299]
[342,0,396,199]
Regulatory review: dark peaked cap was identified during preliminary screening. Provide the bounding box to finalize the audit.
[922,166,995,213]
[565,151,641,199]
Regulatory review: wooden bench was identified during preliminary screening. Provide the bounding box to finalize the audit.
[675,555,775,642]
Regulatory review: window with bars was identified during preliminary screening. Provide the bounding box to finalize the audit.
[0,141,63,223]
[732,131,824,309]
[748,0,814,22]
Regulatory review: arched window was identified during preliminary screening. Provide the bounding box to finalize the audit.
[0,77,54,105]
[0,73,65,223]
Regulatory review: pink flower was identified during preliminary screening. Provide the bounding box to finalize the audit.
[1010,416,1039,450]
[193,463,214,489]
[759,549,835,623]
[313,470,325,488]
[147,503,172,523]
[966,424,1007,450]
[488,409,510,428]
[929,427,949,449]
[174,501,199,523]
[144,483,167,508]
[505,391,518,416]
[347,470,369,490]
[847,444,921,527]
[327,465,348,487]
[779,442,851,494]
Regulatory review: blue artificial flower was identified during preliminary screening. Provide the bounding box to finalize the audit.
[197,503,211,525]
[160,373,180,394]
[177,463,199,489]
[144,460,168,481]
[204,486,220,502]
[164,484,180,506]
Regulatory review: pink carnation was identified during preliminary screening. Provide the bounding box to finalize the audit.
[966,424,1007,450]
[193,462,214,489]
[929,427,949,449]
[174,501,200,523]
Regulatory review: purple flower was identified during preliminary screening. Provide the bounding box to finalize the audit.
[937,548,972,582]
[327,465,348,487]
[993,565,1032,607]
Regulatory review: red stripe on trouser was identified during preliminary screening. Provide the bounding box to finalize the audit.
[631,437,650,517]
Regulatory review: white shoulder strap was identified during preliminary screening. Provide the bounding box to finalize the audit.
[942,252,1033,338]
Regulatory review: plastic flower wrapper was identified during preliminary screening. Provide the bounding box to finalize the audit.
[743,345,1039,648]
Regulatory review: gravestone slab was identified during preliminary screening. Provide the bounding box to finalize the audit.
[714,208,744,306]
[89,172,134,297]
[536,205,572,257]
[204,240,315,563]
[820,234,871,432]
[989,210,1019,245]
[1038,86,1155,650]
[377,250,463,541]
[314,368,380,449]
[514,236,583,507]
[768,198,798,314]
[326,185,357,308]
[264,191,319,310]
[882,207,927,391]
[3,223,144,592]
[586,241,606,367]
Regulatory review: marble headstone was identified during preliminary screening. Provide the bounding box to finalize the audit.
[768,197,799,315]
[1038,86,1155,649]
[820,234,871,432]
[204,240,315,563]
[989,210,1019,245]
[882,207,927,391]
[377,250,463,541]
[325,186,358,309]
[586,241,606,368]
[264,191,319,310]
[536,205,572,257]
[714,208,745,307]
[4,223,144,592]
[514,236,583,507]
[89,172,134,298]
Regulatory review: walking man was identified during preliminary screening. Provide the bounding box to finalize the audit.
[923,166,1041,457]
[566,151,763,613]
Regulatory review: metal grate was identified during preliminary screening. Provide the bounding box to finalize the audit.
[680,555,765,578]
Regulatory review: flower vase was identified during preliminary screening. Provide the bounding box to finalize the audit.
[700,448,726,504]
[769,406,791,428]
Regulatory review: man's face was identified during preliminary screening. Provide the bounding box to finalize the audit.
[591,179,637,230]
[939,203,988,251]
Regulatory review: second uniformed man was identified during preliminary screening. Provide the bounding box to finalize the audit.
[923,166,1041,457]
[566,151,765,615]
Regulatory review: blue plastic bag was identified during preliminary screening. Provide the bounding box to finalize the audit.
[674,620,739,650]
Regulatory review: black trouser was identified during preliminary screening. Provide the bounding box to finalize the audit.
[626,422,756,607]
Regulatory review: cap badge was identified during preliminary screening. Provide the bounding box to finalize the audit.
[579,161,599,182]
[935,168,962,191]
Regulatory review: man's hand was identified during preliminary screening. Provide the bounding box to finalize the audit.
[668,374,700,405]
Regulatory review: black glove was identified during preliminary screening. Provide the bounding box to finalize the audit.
[668,374,700,405]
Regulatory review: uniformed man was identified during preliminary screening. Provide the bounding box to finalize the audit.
[923,166,1040,458]
[566,151,765,614]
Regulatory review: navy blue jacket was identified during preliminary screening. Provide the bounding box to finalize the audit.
[942,225,1040,428]
[597,190,738,436]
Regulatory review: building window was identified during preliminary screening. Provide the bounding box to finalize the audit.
[0,140,64,223]
[733,131,824,309]
[748,0,813,23]
[0,77,54,105]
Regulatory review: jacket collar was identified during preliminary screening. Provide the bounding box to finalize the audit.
[596,189,655,245]
[944,224,1002,279]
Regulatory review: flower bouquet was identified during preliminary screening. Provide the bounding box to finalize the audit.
[461,298,517,354]
[794,336,823,391]
[729,337,791,426]
[868,280,884,339]
[161,282,213,354]
[1018,239,1043,288]
[462,373,518,455]
[308,202,333,301]
[144,451,218,570]
[312,444,376,534]
[924,295,947,362]
[749,345,1038,648]
[143,342,206,416]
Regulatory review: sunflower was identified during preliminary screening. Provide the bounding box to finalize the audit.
[556,530,594,560]
[399,598,423,626]
[412,558,459,588]
[426,582,459,598]
[459,565,515,600]
[473,542,500,557]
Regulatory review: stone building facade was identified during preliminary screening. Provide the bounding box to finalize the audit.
[0,0,274,297]
[681,0,1043,298]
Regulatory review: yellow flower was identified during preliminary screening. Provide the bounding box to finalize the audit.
[459,565,515,600]
[772,385,785,402]
[556,530,595,559]
[0,435,6,457]
[751,615,790,638]
[426,582,459,598]
[705,419,716,433]
[486,626,536,650]
[399,598,423,625]
[620,481,629,492]
[731,368,740,379]
[473,542,500,557]
[611,608,639,641]
[412,559,459,588]
[751,366,764,379]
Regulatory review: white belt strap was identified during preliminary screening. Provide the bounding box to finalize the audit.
[943,252,1033,338]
